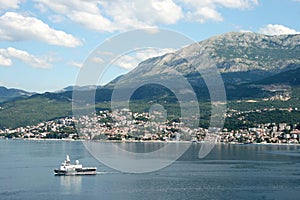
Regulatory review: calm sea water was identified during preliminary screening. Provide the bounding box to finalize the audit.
[1,139,300,200]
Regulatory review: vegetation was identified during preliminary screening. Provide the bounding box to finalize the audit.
[2,33,300,130]
[1,86,300,130]
[0,96,71,129]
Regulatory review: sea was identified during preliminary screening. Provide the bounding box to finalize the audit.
[1,139,300,200]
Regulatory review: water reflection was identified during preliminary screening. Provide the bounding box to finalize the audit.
[60,176,82,194]
[83,141,191,173]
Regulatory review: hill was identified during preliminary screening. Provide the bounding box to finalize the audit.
[0,86,33,103]
[1,32,300,129]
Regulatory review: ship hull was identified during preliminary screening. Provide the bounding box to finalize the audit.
[54,168,97,176]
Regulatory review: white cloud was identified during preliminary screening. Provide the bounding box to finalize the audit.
[69,61,83,68]
[69,49,174,70]
[33,0,259,32]
[91,57,104,64]
[70,11,114,32]
[182,0,258,23]
[213,0,258,8]
[259,24,300,35]
[0,47,53,68]
[115,48,175,70]
[69,55,105,69]
[105,0,182,29]
[34,0,115,32]
[0,12,82,47]
[115,55,139,70]
[239,29,253,33]
[34,3,48,13]
[0,55,12,66]
[48,15,65,23]
[0,0,24,10]
[186,6,223,23]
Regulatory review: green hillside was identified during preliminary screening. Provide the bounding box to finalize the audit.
[0,96,71,129]
[2,32,300,130]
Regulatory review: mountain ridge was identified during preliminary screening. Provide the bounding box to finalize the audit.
[118,32,300,86]
[1,32,300,129]
[0,86,34,103]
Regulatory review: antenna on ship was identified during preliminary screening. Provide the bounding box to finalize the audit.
[66,155,70,164]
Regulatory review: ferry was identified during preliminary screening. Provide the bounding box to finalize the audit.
[54,155,97,175]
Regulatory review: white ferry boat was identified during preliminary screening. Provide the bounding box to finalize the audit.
[54,155,97,175]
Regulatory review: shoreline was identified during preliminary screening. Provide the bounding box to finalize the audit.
[2,138,300,146]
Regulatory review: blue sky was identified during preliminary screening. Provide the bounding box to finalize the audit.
[0,0,300,92]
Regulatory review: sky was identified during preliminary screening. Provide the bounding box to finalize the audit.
[0,0,300,93]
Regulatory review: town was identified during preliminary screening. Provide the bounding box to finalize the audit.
[1,109,300,144]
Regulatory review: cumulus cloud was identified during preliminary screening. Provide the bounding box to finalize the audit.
[105,0,182,29]
[0,0,24,10]
[0,47,53,68]
[33,0,116,32]
[114,48,175,70]
[182,0,258,23]
[259,24,300,35]
[33,0,259,32]
[0,12,82,47]
[70,11,114,32]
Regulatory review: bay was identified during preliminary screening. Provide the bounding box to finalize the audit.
[1,139,300,200]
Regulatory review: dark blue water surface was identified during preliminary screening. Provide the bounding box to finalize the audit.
[1,139,300,200]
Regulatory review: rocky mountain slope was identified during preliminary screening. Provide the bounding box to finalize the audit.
[115,32,300,87]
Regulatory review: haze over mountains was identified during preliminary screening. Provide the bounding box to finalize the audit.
[1,32,300,128]
[0,86,34,103]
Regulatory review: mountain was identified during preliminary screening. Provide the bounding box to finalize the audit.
[203,32,300,73]
[255,67,300,86]
[108,32,300,101]
[115,32,300,86]
[0,86,34,103]
[55,85,101,93]
[2,32,300,129]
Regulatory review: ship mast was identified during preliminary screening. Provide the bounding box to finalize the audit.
[66,155,70,165]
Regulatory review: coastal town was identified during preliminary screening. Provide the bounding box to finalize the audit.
[1,109,300,145]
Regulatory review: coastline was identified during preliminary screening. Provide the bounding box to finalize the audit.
[2,138,300,146]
